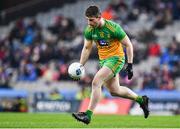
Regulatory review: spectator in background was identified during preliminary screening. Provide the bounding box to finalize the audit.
[42,61,59,82]
[0,45,6,61]
[14,97,28,112]
[101,6,115,20]
[48,16,75,41]
[159,64,175,90]
[142,73,158,89]
[138,29,157,43]
[58,63,69,80]
[160,40,179,71]
[49,89,63,100]
[172,0,180,20]
[171,60,180,79]
[76,86,91,100]
[160,75,175,90]
[76,75,92,100]
[148,42,161,57]
[9,18,25,42]
[0,66,12,88]
[18,60,37,81]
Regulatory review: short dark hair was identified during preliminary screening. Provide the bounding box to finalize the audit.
[85,5,101,17]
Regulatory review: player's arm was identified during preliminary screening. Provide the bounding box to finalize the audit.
[114,24,133,63]
[80,38,93,66]
[121,35,134,79]
[121,35,133,64]
[114,24,133,79]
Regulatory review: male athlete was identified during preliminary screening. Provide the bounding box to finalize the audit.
[72,5,149,124]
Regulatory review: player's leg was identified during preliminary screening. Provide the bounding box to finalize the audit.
[104,74,149,118]
[88,66,113,111]
[72,66,113,124]
[104,74,138,100]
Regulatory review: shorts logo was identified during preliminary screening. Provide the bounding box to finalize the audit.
[98,39,109,46]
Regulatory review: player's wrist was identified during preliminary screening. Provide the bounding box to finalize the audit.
[79,61,84,66]
[80,62,84,66]
[127,63,132,68]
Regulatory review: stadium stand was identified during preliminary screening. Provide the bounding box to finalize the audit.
[0,0,180,113]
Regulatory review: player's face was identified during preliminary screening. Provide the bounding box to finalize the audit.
[86,17,101,27]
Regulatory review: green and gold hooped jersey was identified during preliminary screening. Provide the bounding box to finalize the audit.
[84,19,126,60]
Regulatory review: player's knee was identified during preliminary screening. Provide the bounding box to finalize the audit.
[92,74,104,88]
[92,79,99,88]
[92,78,102,88]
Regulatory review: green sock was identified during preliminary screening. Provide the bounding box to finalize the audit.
[85,110,93,120]
[136,96,143,104]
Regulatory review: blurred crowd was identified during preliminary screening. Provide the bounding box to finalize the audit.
[0,97,28,112]
[102,0,180,25]
[0,0,180,94]
[102,0,180,91]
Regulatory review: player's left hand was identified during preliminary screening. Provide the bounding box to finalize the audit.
[73,77,80,81]
[125,63,133,80]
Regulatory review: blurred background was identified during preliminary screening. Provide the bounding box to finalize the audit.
[0,0,179,116]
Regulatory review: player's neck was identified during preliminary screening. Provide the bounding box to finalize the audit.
[98,18,105,28]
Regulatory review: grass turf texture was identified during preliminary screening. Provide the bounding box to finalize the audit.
[0,113,179,128]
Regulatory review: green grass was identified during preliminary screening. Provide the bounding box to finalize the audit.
[0,113,179,128]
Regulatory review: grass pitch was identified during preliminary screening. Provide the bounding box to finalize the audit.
[0,113,179,128]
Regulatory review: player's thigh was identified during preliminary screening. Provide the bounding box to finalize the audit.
[104,74,120,92]
[99,56,125,77]
[92,66,113,86]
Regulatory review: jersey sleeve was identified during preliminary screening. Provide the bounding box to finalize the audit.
[114,24,126,41]
[84,26,92,40]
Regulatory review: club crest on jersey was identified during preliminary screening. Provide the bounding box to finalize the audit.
[98,39,109,46]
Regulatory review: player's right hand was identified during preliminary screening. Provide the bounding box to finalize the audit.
[125,63,133,80]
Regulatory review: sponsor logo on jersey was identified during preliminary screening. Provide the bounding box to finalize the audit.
[98,39,109,46]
